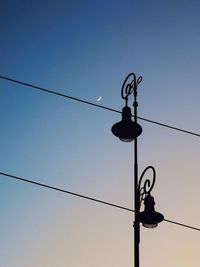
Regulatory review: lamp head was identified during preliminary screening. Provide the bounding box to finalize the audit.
[138,194,164,228]
[111,106,142,142]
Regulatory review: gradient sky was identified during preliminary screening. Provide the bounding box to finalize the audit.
[1,0,200,266]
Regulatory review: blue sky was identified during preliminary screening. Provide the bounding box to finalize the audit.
[1,0,200,266]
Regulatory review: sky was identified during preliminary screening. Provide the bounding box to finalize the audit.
[1,0,200,266]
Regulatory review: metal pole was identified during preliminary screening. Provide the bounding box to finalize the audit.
[134,89,140,267]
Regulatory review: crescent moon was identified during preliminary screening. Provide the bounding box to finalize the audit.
[97,96,102,102]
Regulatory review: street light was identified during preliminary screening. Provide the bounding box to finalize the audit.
[111,106,142,142]
[111,73,164,267]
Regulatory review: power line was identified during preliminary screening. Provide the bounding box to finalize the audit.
[164,219,200,232]
[0,75,120,114]
[0,75,200,138]
[0,171,133,213]
[0,171,199,232]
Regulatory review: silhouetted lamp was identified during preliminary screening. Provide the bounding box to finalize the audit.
[111,106,143,142]
[112,73,164,267]
[139,194,164,228]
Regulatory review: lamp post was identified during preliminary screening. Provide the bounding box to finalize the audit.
[111,73,164,267]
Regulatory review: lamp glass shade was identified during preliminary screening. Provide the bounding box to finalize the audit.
[111,106,142,142]
[138,194,164,228]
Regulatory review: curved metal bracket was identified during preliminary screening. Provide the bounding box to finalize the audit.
[121,73,142,107]
[138,166,156,208]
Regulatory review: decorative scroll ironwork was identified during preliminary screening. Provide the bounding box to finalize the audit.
[138,166,156,207]
[121,73,142,106]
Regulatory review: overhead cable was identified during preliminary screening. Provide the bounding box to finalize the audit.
[0,171,200,232]
[0,75,200,138]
